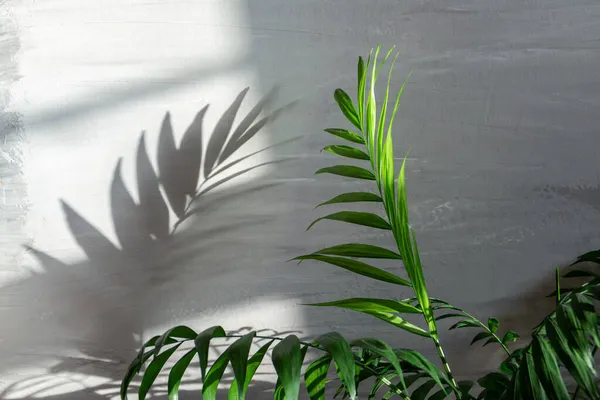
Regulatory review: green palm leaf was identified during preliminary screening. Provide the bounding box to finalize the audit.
[334,89,361,130]
[194,326,226,381]
[139,343,183,400]
[293,254,410,286]
[309,298,429,338]
[272,335,304,400]
[228,332,256,400]
[323,145,370,160]
[314,332,357,400]
[312,243,401,259]
[315,165,376,181]
[228,340,274,400]
[325,128,365,144]
[305,355,332,400]
[316,192,382,208]
[307,211,391,231]
[168,348,197,400]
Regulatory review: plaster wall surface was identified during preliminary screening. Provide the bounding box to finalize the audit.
[1,0,600,398]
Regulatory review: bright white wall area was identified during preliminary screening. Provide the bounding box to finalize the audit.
[1,0,305,397]
[2,0,600,398]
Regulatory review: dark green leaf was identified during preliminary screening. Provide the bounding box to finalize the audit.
[572,293,600,347]
[523,350,548,400]
[435,313,464,321]
[229,340,274,400]
[313,243,401,260]
[556,304,593,369]
[478,372,509,391]
[311,298,421,314]
[229,332,256,399]
[316,192,382,208]
[325,128,365,144]
[307,211,391,231]
[139,343,182,400]
[428,388,451,400]
[546,318,598,398]
[483,337,497,347]
[273,335,303,400]
[412,380,436,400]
[394,349,449,393]
[194,326,226,381]
[305,355,331,400]
[546,288,573,298]
[274,379,285,400]
[471,332,493,346]
[168,348,197,400]
[449,320,481,330]
[323,145,370,160]
[571,249,600,266]
[502,331,519,344]
[315,332,357,400]
[309,298,429,338]
[154,326,197,358]
[563,269,600,279]
[334,89,361,130]
[202,349,230,400]
[351,338,406,390]
[121,348,154,400]
[458,381,474,397]
[488,318,499,333]
[531,336,570,400]
[316,165,375,181]
[293,254,410,286]
[403,373,428,389]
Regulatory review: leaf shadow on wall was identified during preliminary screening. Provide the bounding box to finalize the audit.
[0,87,301,399]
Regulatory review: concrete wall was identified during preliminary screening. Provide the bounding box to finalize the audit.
[1,0,600,398]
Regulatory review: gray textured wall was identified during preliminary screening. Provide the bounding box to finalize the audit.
[1,0,600,398]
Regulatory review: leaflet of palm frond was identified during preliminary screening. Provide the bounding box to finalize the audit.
[60,200,120,261]
[178,105,208,196]
[136,132,170,241]
[111,159,154,253]
[204,87,250,179]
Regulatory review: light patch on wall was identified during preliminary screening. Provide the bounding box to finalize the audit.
[1,0,291,395]
[8,0,273,263]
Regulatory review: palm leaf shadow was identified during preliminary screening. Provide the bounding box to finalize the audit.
[0,87,298,399]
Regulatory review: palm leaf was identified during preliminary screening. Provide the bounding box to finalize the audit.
[315,165,376,181]
[272,335,304,400]
[325,128,365,144]
[314,332,357,400]
[323,145,370,160]
[308,298,429,338]
[316,192,382,208]
[307,211,391,231]
[334,89,361,130]
[312,243,401,259]
[293,254,410,286]
[194,326,226,381]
